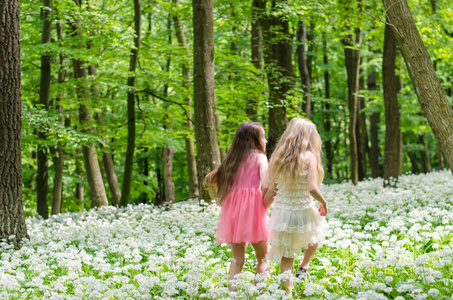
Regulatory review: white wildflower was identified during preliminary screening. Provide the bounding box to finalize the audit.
[304,283,315,296]
[427,288,439,297]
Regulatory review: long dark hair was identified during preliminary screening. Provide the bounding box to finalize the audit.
[206,122,265,205]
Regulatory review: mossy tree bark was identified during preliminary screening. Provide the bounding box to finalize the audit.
[193,0,221,201]
[0,0,28,244]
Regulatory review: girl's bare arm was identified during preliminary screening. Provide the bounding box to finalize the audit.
[264,183,276,209]
[258,153,269,198]
[306,153,328,216]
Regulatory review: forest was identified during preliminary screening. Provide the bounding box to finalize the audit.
[3,0,452,217]
[1,0,453,298]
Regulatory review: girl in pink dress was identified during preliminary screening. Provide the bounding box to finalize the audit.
[205,122,270,286]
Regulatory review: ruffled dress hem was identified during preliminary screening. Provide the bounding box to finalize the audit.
[268,204,327,261]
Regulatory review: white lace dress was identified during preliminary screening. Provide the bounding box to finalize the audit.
[268,170,327,261]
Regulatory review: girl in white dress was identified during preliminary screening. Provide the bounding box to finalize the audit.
[264,118,328,293]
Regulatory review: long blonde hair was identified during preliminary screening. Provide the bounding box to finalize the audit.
[268,118,324,189]
[204,122,265,206]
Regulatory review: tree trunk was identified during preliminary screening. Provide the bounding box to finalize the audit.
[160,16,176,203]
[262,0,294,154]
[407,151,421,174]
[96,116,121,206]
[71,0,108,208]
[342,28,362,185]
[368,70,380,178]
[120,0,141,207]
[94,115,120,206]
[384,0,453,174]
[343,109,349,179]
[419,134,432,173]
[103,151,121,206]
[29,151,38,191]
[80,124,108,207]
[184,135,199,198]
[193,0,221,200]
[307,21,315,80]
[247,0,265,121]
[398,130,403,176]
[323,34,333,176]
[75,149,84,209]
[51,149,64,214]
[360,89,370,171]
[438,145,444,170]
[356,100,365,180]
[37,149,49,218]
[357,77,368,180]
[154,167,163,206]
[163,147,175,202]
[297,21,311,118]
[383,22,402,187]
[36,0,53,219]
[96,105,121,205]
[86,31,121,206]
[51,19,65,215]
[51,112,64,215]
[172,0,199,198]
[73,65,108,208]
[141,148,150,202]
[0,0,29,244]
[215,109,227,161]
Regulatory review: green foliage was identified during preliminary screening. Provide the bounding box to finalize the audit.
[20,0,452,214]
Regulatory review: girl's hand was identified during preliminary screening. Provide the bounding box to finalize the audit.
[264,184,277,209]
[263,192,273,209]
[318,203,327,216]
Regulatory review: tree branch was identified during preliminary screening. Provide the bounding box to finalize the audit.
[136,89,193,122]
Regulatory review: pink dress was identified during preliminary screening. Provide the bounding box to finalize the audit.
[215,153,270,244]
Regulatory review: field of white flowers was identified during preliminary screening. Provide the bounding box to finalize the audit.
[1,170,452,299]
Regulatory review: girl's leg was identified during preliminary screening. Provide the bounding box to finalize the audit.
[229,243,246,283]
[299,243,319,269]
[280,256,294,294]
[251,241,269,281]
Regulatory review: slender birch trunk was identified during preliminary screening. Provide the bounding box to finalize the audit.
[120,0,141,206]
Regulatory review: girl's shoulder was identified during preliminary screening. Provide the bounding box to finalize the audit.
[256,152,268,160]
[249,151,267,161]
[256,152,268,165]
[301,151,316,167]
[302,151,315,160]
